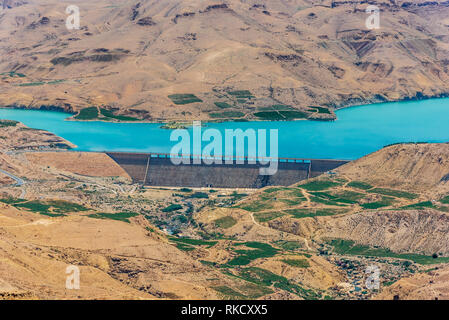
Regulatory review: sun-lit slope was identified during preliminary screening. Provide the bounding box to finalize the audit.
[375,265,449,300]
[193,142,449,299]
[1,0,449,121]
[336,143,449,194]
[0,204,226,300]
[26,152,131,179]
[321,209,449,256]
[0,120,75,150]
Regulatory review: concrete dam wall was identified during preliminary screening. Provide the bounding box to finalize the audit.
[106,152,349,189]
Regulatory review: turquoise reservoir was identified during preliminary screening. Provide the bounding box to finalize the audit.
[1,98,448,160]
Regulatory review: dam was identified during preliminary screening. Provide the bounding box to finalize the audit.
[106,152,349,189]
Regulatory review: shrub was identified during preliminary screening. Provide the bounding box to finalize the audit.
[214,216,237,229]
[74,107,99,120]
[162,204,183,212]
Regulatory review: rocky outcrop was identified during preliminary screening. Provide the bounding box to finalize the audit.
[323,210,449,256]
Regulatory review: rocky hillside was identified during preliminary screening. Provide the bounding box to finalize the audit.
[0,120,75,150]
[0,204,223,299]
[1,0,449,121]
[375,265,449,300]
[322,209,449,256]
[337,143,449,194]
[194,142,449,299]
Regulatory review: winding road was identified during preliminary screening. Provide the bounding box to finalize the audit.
[0,168,26,198]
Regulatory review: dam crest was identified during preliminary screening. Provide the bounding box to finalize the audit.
[106,152,349,189]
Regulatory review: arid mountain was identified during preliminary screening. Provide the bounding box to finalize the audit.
[337,143,449,195]
[376,265,449,300]
[1,0,449,121]
[0,119,75,150]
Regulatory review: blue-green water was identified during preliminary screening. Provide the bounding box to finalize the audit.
[1,98,449,160]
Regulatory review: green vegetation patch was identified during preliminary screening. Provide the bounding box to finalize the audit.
[74,107,99,120]
[45,200,90,213]
[263,187,289,193]
[237,267,319,300]
[236,283,273,299]
[279,198,305,206]
[439,195,449,205]
[282,258,310,268]
[398,201,449,212]
[209,111,245,119]
[228,90,254,99]
[11,199,89,217]
[230,191,248,201]
[309,193,348,207]
[258,188,306,206]
[254,110,307,121]
[162,204,183,212]
[214,102,232,109]
[214,216,237,229]
[47,79,66,85]
[1,71,26,78]
[275,241,304,252]
[253,211,285,223]
[188,192,209,199]
[299,179,342,191]
[168,94,202,105]
[287,188,307,200]
[99,108,139,121]
[309,190,364,205]
[368,188,418,200]
[213,286,246,299]
[308,106,331,114]
[258,105,295,112]
[328,239,449,265]
[332,190,365,203]
[347,181,373,190]
[285,208,347,219]
[170,237,217,247]
[18,81,45,87]
[360,197,395,209]
[88,212,139,223]
[226,242,278,266]
[0,120,19,128]
[12,201,59,216]
[237,199,273,212]
[174,243,196,251]
[170,236,217,251]
[199,260,217,267]
[401,201,436,210]
[0,198,26,204]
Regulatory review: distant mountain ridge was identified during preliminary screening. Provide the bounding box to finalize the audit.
[1,0,449,121]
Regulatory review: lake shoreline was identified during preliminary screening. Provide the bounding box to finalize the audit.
[1,97,449,160]
[3,91,449,125]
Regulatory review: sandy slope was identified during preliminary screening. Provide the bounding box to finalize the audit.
[26,152,131,179]
[337,143,449,194]
[1,0,449,120]
[376,265,449,300]
[0,205,224,299]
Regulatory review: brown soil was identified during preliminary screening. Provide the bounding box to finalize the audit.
[0,205,222,300]
[2,1,449,121]
[337,143,449,194]
[376,266,449,300]
[26,152,131,179]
